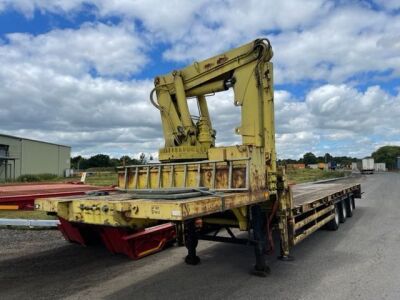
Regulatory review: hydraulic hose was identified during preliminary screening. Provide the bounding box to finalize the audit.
[150,87,161,110]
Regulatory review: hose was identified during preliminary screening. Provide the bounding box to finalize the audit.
[150,87,161,110]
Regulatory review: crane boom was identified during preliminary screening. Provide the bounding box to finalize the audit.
[151,38,277,192]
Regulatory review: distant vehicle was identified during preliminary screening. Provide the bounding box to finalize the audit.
[328,161,337,170]
[318,162,327,170]
[357,158,374,174]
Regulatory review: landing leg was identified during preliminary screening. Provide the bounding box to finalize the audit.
[278,243,294,261]
[251,205,270,277]
[184,220,200,265]
[278,215,294,261]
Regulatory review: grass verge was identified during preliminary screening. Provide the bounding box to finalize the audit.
[82,172,118,186]
[286,168,349,184]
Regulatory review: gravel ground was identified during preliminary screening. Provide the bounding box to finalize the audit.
[0,172,399,300]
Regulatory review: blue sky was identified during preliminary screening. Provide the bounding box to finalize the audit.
[0,0,399,159]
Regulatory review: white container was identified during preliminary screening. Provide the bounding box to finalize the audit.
[374,163,386,172]
[357,158,375,174]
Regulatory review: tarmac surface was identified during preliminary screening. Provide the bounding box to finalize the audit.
[0,172,399,299]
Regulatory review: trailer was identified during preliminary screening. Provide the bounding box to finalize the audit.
[357,158,374,174]
[35,163,361,273]
[35,38,362,276]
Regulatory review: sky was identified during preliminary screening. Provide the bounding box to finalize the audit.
[0,0,399,160]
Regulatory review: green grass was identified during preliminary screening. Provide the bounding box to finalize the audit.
[0,210,56,220]
[286,168,348,184]
[0,173,64,185]
[82,172,118,186]
[1,172,118,186]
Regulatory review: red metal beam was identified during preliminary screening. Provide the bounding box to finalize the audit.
[0,183,115,210]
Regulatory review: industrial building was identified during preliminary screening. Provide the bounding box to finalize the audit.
[0,134,70,182]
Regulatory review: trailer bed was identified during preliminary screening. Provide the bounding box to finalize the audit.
[291,180,361,215]
[289,179,361,246]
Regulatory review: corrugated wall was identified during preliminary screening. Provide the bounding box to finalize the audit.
[21,139,70,176]
[0,135,22,180]
[0,135,70,180]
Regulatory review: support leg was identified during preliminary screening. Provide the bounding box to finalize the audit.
[278,215,294,261]
[251,205,270,277]
[184,220,200,265]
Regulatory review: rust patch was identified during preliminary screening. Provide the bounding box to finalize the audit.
[204,63,214,70]
[217,55,228,64]
[215,167,228,189]
[232,169,245,188]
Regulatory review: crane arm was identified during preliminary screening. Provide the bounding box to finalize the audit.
[151,38,275,168]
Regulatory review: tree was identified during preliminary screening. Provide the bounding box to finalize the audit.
[372,146,400,170]
[139,153,146,164]
[87,154,111,168]
[303,152,317,165]
[120,155,131,166]
[119,155,141,166]
[71,155,87,170]
[324,153,333,163]
[110,158,120,167]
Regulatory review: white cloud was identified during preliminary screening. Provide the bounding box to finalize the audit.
[0,67,162,155]
[2,0,400,84]
[1,22,147,77]
[0,0,85,17]
[0,0,399,160]
[273,5,400,83]
[306,84,399,135]
[0,22,159,156]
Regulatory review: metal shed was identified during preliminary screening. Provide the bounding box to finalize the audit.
[0,134,70,182]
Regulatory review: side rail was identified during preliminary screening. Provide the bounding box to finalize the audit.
[288,184,361,247]
[117,159,250,192]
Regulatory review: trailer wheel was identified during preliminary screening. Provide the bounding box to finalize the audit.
[345,197,353,218]
[351,197,355,210]
[338,200,347,223]
[326,205,339,231]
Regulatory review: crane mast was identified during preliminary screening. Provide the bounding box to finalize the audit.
[151,38,277,192]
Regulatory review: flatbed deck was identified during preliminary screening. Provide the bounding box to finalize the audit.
[287,178,361,246]
[35,190,269,225]
[291,180,361,215]
[35,178,360,225]
[33,177,361,262]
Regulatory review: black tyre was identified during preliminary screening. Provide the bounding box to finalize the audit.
[351,197,355,210]
[345,197,353,218]
[338,200,347,223]
[326,205,340,231]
